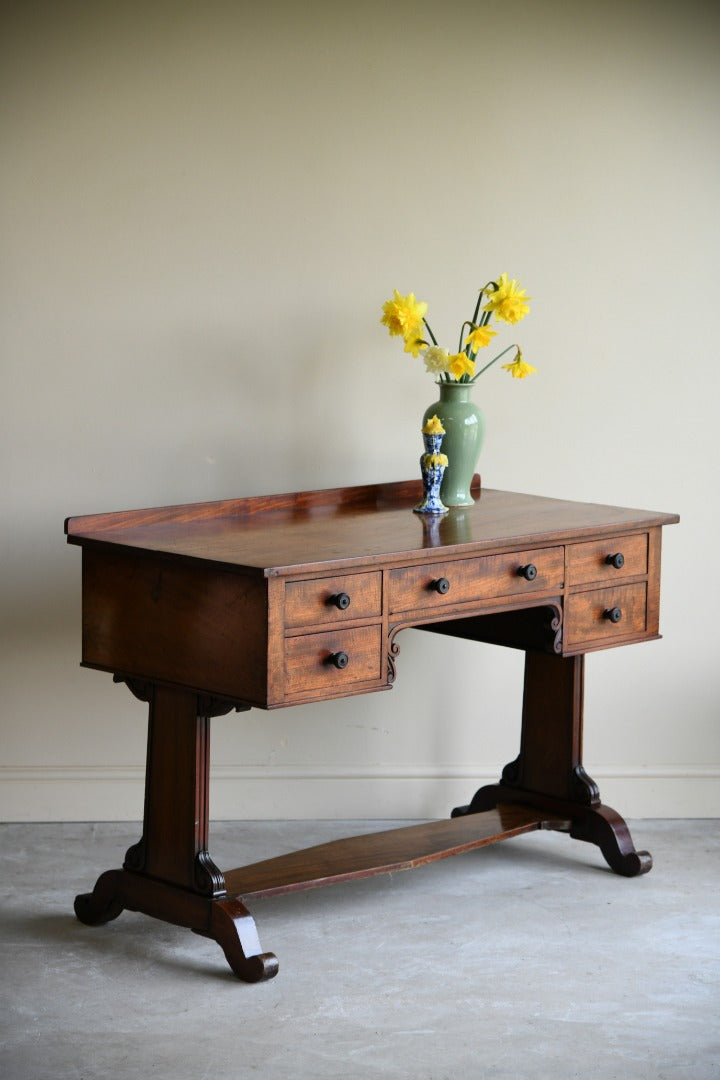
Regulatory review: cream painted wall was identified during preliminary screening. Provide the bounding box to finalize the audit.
[2,0,719,821]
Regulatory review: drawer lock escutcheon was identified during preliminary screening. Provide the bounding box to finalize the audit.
[603,607,623,623]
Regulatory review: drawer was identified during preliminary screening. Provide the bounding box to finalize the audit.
[565,582,647,648]
[388,547,564,615]
[567,533,647,587]
[285,571,382,629]
[284,625,383,696]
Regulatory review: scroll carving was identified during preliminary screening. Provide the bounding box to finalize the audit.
[387,630,402,684]
[194,851,227,897]
[545,603,563,654]
[570,765,601,807]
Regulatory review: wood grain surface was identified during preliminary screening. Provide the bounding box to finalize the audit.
[66,480,679,577]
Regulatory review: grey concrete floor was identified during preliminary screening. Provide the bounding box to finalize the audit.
[1,819,719,1079]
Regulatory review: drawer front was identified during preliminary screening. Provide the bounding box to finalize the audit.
[567,533,647,587]
[565,582,647,648]
[285,571,382,629]
[388,547,564,615]
[284,625,383,696]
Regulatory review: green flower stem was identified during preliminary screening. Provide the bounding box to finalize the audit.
[459,320,473,353]
[470,343,519,381]
[470,293,484,328]
[422,317,438,347]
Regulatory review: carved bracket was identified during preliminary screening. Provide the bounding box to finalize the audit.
[112,674,252,717]
[569,765,601,807]
[196,694,251,719]
[194,851,227,897]
[387,631,402,684]
[124,836,146,873]
[114,674,154,703]
[123,839,226,896]
[545,602,563,654]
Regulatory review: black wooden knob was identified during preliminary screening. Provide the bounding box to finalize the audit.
[605,553,625,570]
[603,607,623,623]
[330,592,351,610]
[430,577,450,594]
[517,564,537,581]
[328,651,349,669]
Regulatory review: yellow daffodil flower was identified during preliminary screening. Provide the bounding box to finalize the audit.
[502,349,537,379]
[464,325,498,352]
[381,290,428,340]
[422,415,445,435]
[448,352,475,380]
[484,273,531,325]
[403,334,426,358]
[380,279,536,392]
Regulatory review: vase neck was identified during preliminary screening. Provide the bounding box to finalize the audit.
[438,380,473,401]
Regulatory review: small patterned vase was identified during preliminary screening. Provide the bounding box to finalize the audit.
[414,430,449,515]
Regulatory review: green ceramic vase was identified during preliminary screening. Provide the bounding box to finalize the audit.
[422,381,484,506]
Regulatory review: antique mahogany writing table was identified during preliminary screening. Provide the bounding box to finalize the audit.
[65,478,678,982]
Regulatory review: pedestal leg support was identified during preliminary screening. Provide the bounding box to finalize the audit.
[75,867,279,981]
[73,681,280,980]
[453,651,652,877]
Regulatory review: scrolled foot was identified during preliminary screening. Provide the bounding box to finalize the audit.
[74,869,125,925]
[209,898,279,982]
[571,805,653,877]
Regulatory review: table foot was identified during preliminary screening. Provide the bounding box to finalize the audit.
[205,898,279,983]
[569,804,652,877]
[74,869,125,926]
[453,786,652,877]
[75,868,278,982]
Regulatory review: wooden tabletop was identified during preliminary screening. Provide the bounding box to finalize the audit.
[65,478,679,577]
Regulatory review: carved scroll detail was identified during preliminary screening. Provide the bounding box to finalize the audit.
[387,629,403,684]
[545,602,563,654]
[570,765,601,807]
[194,851,227,897]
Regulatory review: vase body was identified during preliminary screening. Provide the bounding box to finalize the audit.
[422,381,484,506]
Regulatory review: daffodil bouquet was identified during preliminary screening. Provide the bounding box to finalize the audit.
[381,274,536,382]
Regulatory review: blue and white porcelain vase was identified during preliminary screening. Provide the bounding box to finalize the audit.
[414,416,449,515]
